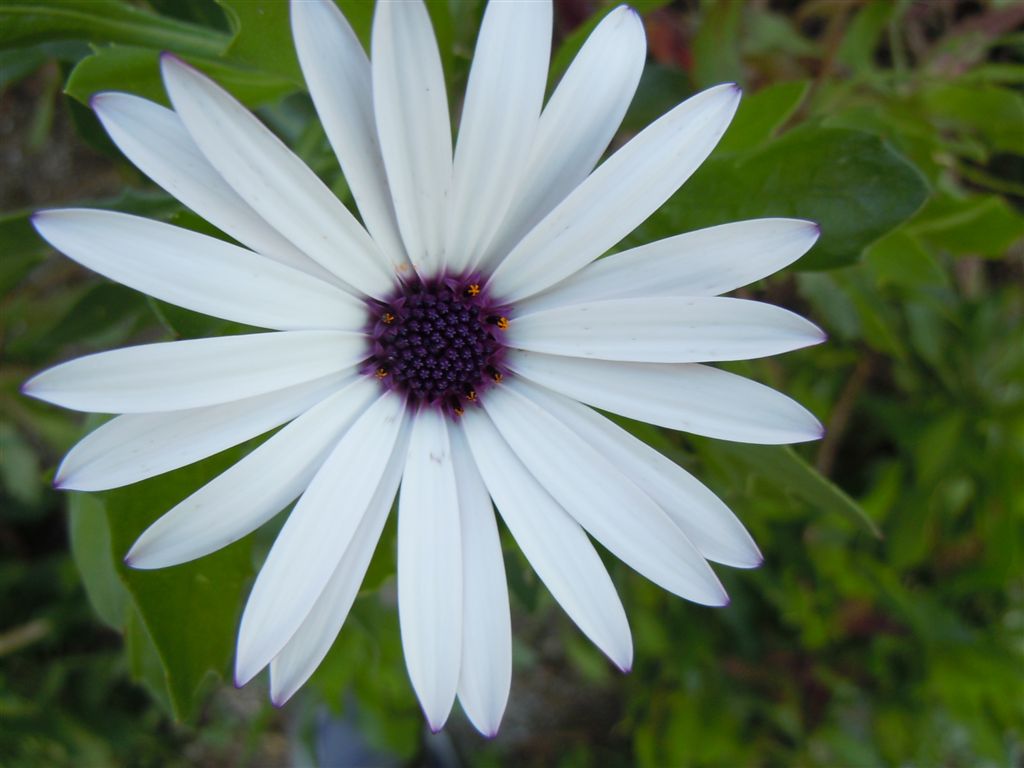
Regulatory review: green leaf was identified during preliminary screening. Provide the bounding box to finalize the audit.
[0,0,229,57]
[921,83,1024,157]
[0,212,49,295]
[701,442,883,538]
[691,0,744,88]
[716,80,810,154]
[908,193,1024,258]
[215,0,301,83]
[638,126,930,270]
[95,446,258,720]
[863,230,949,289]
[65,45,298,108]
[68,490,129,630]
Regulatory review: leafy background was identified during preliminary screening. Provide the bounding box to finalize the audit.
[1,0,1022,765]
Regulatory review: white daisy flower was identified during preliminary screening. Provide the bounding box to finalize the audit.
[24,0,825,736]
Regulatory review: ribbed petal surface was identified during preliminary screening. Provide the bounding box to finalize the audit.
[451,427,511,737]
[125,377,377,569]
[446,0,551,273]
[507,350,824,444]
[461,407,633,670]
[291,0,408,268]
[514,381,761,568]
[91,92,336,283]
[161,54,393,298]
[32,209,364,331]
[482,6,646,267]
[517,219,821,312]
[268,419,410,706]
[483,383,728,606]
[488,84,741,302]
[509,297,826,363]
[23,331,366,414]
[58,373,350,492]
[398,408,462,732]
[235,391,406,686]
[372,0,452,274]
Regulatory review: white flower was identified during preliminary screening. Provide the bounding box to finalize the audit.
[24,0,825,736]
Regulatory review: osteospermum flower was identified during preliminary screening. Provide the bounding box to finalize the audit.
[24,0,825,735]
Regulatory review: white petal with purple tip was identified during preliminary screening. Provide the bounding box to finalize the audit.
[291,0,409,268]
[23,331,366,415]
[507,350,824,444]
[269,420,409,706]
[32,209,364,331]
[451,426,511,737]
[235,391,406,686]
[58,372,350,492]
[91,92,337,283]
[372,0,452,273]
[446,0,551,273]
[482,6,647,267]
[517,219,821,312]
[125,377,378,570]
[512,381,762,569]
[488,84,741,302]
[508,297,826,363]
[483,383,729,606]
[398,409,462,731]
[161,55,394,298]
[461,407,633,670]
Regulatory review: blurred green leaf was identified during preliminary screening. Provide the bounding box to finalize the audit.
[68,490,129,629]
[692,0,744,88]
[909,193,1024,257]
[921,83,1024,157]
[215,0,301,83]
[717,80,809,153]
[701,441,883,538]
[65,44,297,107]
[642,126,929,270]
[0,0,228,57]
[96,446,258,720]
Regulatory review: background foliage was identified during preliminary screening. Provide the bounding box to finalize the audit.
[2,0,1022,765]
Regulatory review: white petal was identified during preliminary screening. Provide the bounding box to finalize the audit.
[372,0,452,274]
[125,377,378,569]
[488,84,741,302]
[235,391,405,686]
[57,372,350,492]
[461,406,632,670]
[446,0,552,274]
[291,0,409,269]
[481,6,646,268]
[511,381,761,569]
[32,209,365,331]
[450,426,511,737]
[508,297,826,363]
[91,92,338,283]
[398,409,462,732]
[160,54,394,298]
[507,350,824,444]
[518,219,821,312]
[484,383,727,606]
[269,418,409,706]
[23,331,366,414]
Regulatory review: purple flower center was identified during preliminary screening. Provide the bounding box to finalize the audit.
[364,274,510,416]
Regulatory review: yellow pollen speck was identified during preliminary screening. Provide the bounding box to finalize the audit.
[382,312,395,324]
[492,371,503,383]
[454,405,465,416]
[466,284,481,297]
[375,367,389,379]
[496,316,509,330]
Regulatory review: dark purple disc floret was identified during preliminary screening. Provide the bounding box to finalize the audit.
[363,273,510,417]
